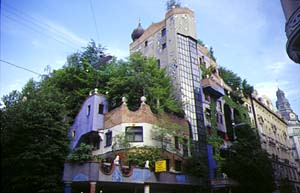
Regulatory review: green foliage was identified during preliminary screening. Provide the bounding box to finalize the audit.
[106,52,183,115]
[223,95,250,125]
[125,146,162,168]
[222,124,275,193]
[67,143,95,162]
[280,178,294,193]
[166,0,181,11]
[219,66,242,91]
[241,79,254,98]
[200,63,215,79]
[208,46,217,62]
[1,79,69,193]
[197,39,205,47]
[1,41,183,192]
[112,133,131,151]
[185,155,208,178]
[151,116,189,150]
[207,99,225,172]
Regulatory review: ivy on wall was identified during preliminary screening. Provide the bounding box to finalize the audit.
[207,99,224,173]
[223,95,251,125]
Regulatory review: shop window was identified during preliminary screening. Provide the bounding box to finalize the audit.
[126,126,143,142]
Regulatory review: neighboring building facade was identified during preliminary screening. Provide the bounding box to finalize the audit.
[247,93,300,193]
[276,88,300,171]
[63,92,204,193]
[280,0,300,63]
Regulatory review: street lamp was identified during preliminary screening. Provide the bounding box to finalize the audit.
[232,122,247,140]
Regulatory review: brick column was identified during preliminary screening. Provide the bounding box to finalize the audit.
[90,182,96,193]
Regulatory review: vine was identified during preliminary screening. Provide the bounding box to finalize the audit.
[223,95,251,125]
[207,99,224,173]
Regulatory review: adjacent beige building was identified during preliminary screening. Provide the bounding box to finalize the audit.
[247,93,300,192]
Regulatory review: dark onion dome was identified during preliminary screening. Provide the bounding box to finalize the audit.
[131,22,144,41]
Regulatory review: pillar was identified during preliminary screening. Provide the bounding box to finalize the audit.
[90,182,96,193]
[144,184,150,193]
[64,182,71,193]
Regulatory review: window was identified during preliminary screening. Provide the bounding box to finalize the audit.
[175,136,180,150]
[98,104,104,114]
[157,59,160,68]
[174,160,182,171]
[145,40,148,47]
[162,43,167,49]
[105,131,112,147]
[161,28,166,37]
[87,105,91,116]
[71,130,76,138]
[126,126,143,142]
[183,139,188,157]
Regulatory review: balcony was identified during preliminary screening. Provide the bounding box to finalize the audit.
[281,0,300,63]
[63,162,204,186]
[201,78,225,98]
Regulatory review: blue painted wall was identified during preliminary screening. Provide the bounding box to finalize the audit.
[207,144,216,179]
[69,93,108,149]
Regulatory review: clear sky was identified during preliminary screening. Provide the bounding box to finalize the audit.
[1,0,300,116]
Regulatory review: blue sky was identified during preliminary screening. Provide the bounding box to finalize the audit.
[1,0,300,116]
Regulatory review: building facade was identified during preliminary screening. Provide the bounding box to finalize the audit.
[247,93,300,193]
[63,91,205,193]
[130,7,207,156]
[129,6,236,191]
[280,0,300,63]
[276,88,300,171]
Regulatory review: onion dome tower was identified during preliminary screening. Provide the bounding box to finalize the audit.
[131,21,144,41]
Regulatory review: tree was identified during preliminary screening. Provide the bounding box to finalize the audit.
[1,41,184,192]
[106,52,183,115]
[1,80,70,193]
[166,0,181,11]
[222,124,275,193]
[218,67,242,91]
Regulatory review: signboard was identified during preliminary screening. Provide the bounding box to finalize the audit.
[155,160,167,172]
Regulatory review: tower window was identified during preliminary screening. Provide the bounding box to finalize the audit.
[162,43,167,49]
[126,126,143,142]
[161,28,166,37]
[87,105,91,116]
[145,40,148,47]
[98,104,104,114]
[71,130,76,138]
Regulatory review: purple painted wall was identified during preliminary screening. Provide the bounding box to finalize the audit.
[69,93,108,149]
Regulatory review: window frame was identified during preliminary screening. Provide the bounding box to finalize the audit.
[105,130,112,147]
[126,126,143,142]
